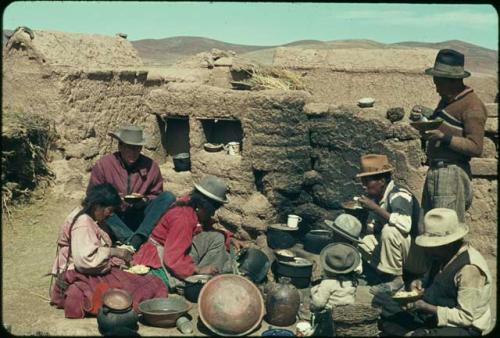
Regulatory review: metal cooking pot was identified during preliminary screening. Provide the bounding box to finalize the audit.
[303,229,334,254]
[236,247,270,284]
[183,274,211,303]
[172,153,191,172]
[267,224,298,249]
[198,274,265,336]
[272,257,313,289]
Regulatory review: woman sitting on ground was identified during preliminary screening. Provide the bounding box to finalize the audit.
[50,183,167,319]
[132,175,247,291]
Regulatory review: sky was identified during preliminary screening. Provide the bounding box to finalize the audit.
[2,2,498,50]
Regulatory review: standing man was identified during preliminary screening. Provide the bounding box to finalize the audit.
[87,125,175,250]
[412,49,487,222]
[354,154,423,295]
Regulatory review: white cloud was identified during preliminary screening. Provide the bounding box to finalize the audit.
[335,9,497,28]
[334,9,414,20]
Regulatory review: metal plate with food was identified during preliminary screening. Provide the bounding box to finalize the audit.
[204,143,224,152]
[409,119,443,132]
[391,290,424,304]
[341,200,363,210]
[124,264,150,275]
[124,194,143,203]
[274,249,296,262]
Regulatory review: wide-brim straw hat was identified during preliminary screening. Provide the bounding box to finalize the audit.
[194,175,229,204]
[356,154,394,178]
[324,215,363,245]
[320,243,360,276]
[416,208,469,247]
[108,125,147,146]
[424,48,471,79]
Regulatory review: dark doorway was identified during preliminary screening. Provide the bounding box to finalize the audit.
[164,117,190,156]
[200,119,243,145]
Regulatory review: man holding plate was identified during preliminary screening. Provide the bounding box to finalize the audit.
[87,125,176,250]
[379,208,491,336]
[411,49,487,222]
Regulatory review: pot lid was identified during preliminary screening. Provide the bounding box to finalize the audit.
[102,288,133,311]
[308,229,332,234]
[268,224,299,232]
[185,274,212,284]
[278,257,313,267]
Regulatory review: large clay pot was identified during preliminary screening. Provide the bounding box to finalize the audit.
[198,274,264,336]
[265,277,301,327]
[97,289,138,335]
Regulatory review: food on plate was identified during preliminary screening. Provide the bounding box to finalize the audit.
[124,264,150,275]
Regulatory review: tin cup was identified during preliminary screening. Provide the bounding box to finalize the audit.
[226,142,240,155]
[287,214,302,229]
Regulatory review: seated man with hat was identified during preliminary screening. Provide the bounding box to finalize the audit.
[379,208,492,337]
[354,154,425,295]
[87,125,176,250]
[132,175,247,291]
[411,49,488,223]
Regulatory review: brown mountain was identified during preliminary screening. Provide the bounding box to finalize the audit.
[3,29,496,75]
[129,36,497,76]
[130,36,273,65]
[392,40,498,75]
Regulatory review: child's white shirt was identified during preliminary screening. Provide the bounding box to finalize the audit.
[310,277,357,310]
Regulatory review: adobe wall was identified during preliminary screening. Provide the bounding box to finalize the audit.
[272,47,497,111]
[2,46,62,118]
[3,46,497,255]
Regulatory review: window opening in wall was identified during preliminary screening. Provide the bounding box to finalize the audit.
[200,118,243,148]
[164,117,190,156]
[253,169,265,193]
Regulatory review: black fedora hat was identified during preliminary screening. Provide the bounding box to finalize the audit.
[425,49,471,79]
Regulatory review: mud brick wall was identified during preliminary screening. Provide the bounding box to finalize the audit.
[147,84,312,237]
[54,69,166,166]
[465,102,498,255]
[306,103,426,214]
[293,69,497,112]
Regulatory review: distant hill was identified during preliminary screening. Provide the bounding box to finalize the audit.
[130,36,271,65]
[3,29,14,44]
[3,29,496,76]
[129,36,497,76]
[392,40,498,75]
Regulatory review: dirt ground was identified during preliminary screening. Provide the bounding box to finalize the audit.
[2,189,497,336]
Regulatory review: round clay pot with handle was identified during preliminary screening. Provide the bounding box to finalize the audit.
[97,289,139,335]
[264,277,301,327]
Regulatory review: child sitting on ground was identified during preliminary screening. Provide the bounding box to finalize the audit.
[311,242,360,309]
[309,242,361,336]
